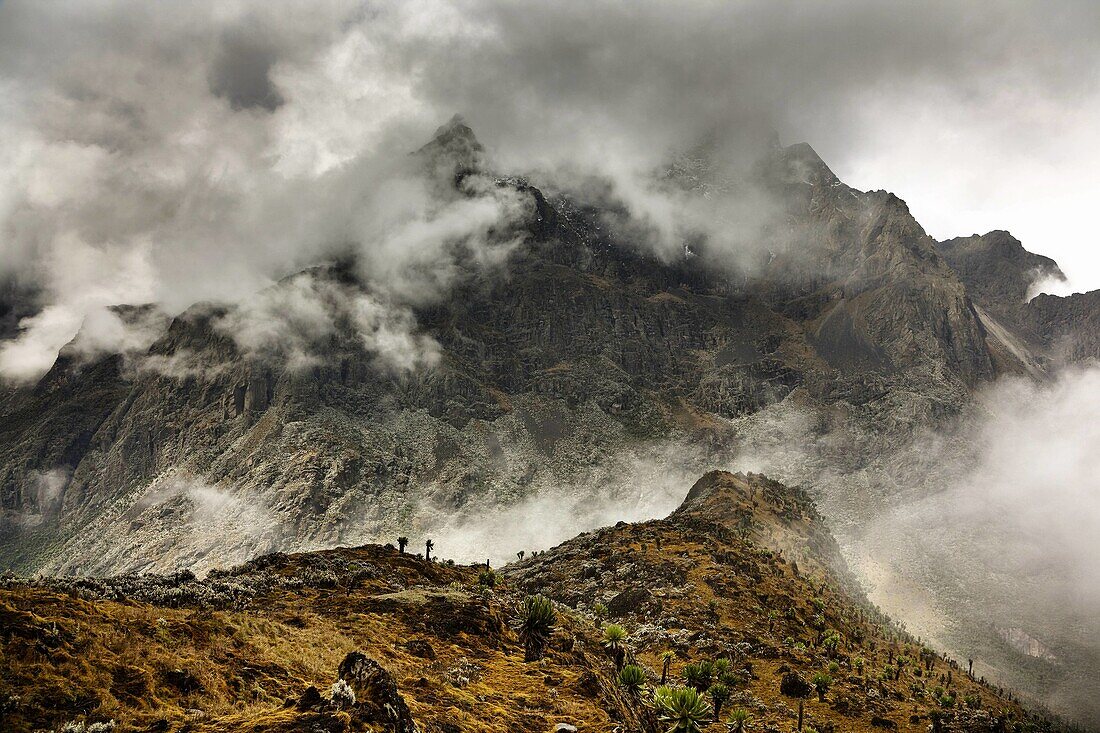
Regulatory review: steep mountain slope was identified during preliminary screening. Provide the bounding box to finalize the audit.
[0,472,1064,733]
[759,144,995,387]
[938,231,1064,332]
[1026,290,1100,362]
[0,121,1029,577]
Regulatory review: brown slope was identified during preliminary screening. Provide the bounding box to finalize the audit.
[508,470,1061,732]
[0,471,1065,733]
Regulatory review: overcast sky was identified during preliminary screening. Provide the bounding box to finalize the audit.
[1,0,1099,379]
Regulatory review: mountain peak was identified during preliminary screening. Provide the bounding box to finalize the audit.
[779,141,839,186]
[414,114,484,180]
[431,113,476,141]
[676,469,748,513]
[939,230,1066,298]
[753,140,839,190]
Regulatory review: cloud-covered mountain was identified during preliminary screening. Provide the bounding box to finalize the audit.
[4,119,1100,725]
[0,120,1026,575]
[3,1,1100,726]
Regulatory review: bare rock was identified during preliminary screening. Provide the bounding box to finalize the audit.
[338,652,420,733]
[779,671,812,698]
[606,586,656,618]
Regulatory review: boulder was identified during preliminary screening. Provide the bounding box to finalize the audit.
[338,652,420,733]
[402,638,436,659]
[779,671,812,698]
[295,685,322,711]
[606,586,655,617]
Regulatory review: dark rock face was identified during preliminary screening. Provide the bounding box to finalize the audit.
[0,279,39,343]
[1026,289,1100,363]
[605,586,657,618]
[939,230,1100,368]
[757,145,997,387]
[295,685,323,711]
[415,114,484,182]
[939,230,1064,326]
[937,231,1064,373]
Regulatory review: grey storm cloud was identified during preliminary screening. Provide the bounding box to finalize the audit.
[208,28,286,112]
[1,0,1099,381]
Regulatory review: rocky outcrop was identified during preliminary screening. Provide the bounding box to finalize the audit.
[0,279,39,344]
[414,113,485,183]
[338,652,420,733]
[780,670,813,698]
[761,147,996,388]
[1026,289,1100,364]
[937,230,1066,370]
[936,230,1100,369]
[938,230,1064,326]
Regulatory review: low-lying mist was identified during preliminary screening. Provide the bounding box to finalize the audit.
[390,441,717,567]
[852,366,1100,725]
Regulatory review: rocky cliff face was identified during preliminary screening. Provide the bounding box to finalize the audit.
[761,144,995,388]
[1025,289,1100,363]
[938,229,1100,368]
[0,121,1095,581]
[938,230,1064,326]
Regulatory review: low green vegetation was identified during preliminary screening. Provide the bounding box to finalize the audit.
[618,664,646,695]
[478,569,497,588]
[811,672,832,701]
[517,594,556,662]
[653,685,711,733]
[727,707,753,732]
[682,661,713,691]
[602,623,628,651]
[708,681,730,719]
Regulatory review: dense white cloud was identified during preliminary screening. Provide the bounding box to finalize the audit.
[834,87,1100,295]
[864,366,1100,614]
[215,272,443,373]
